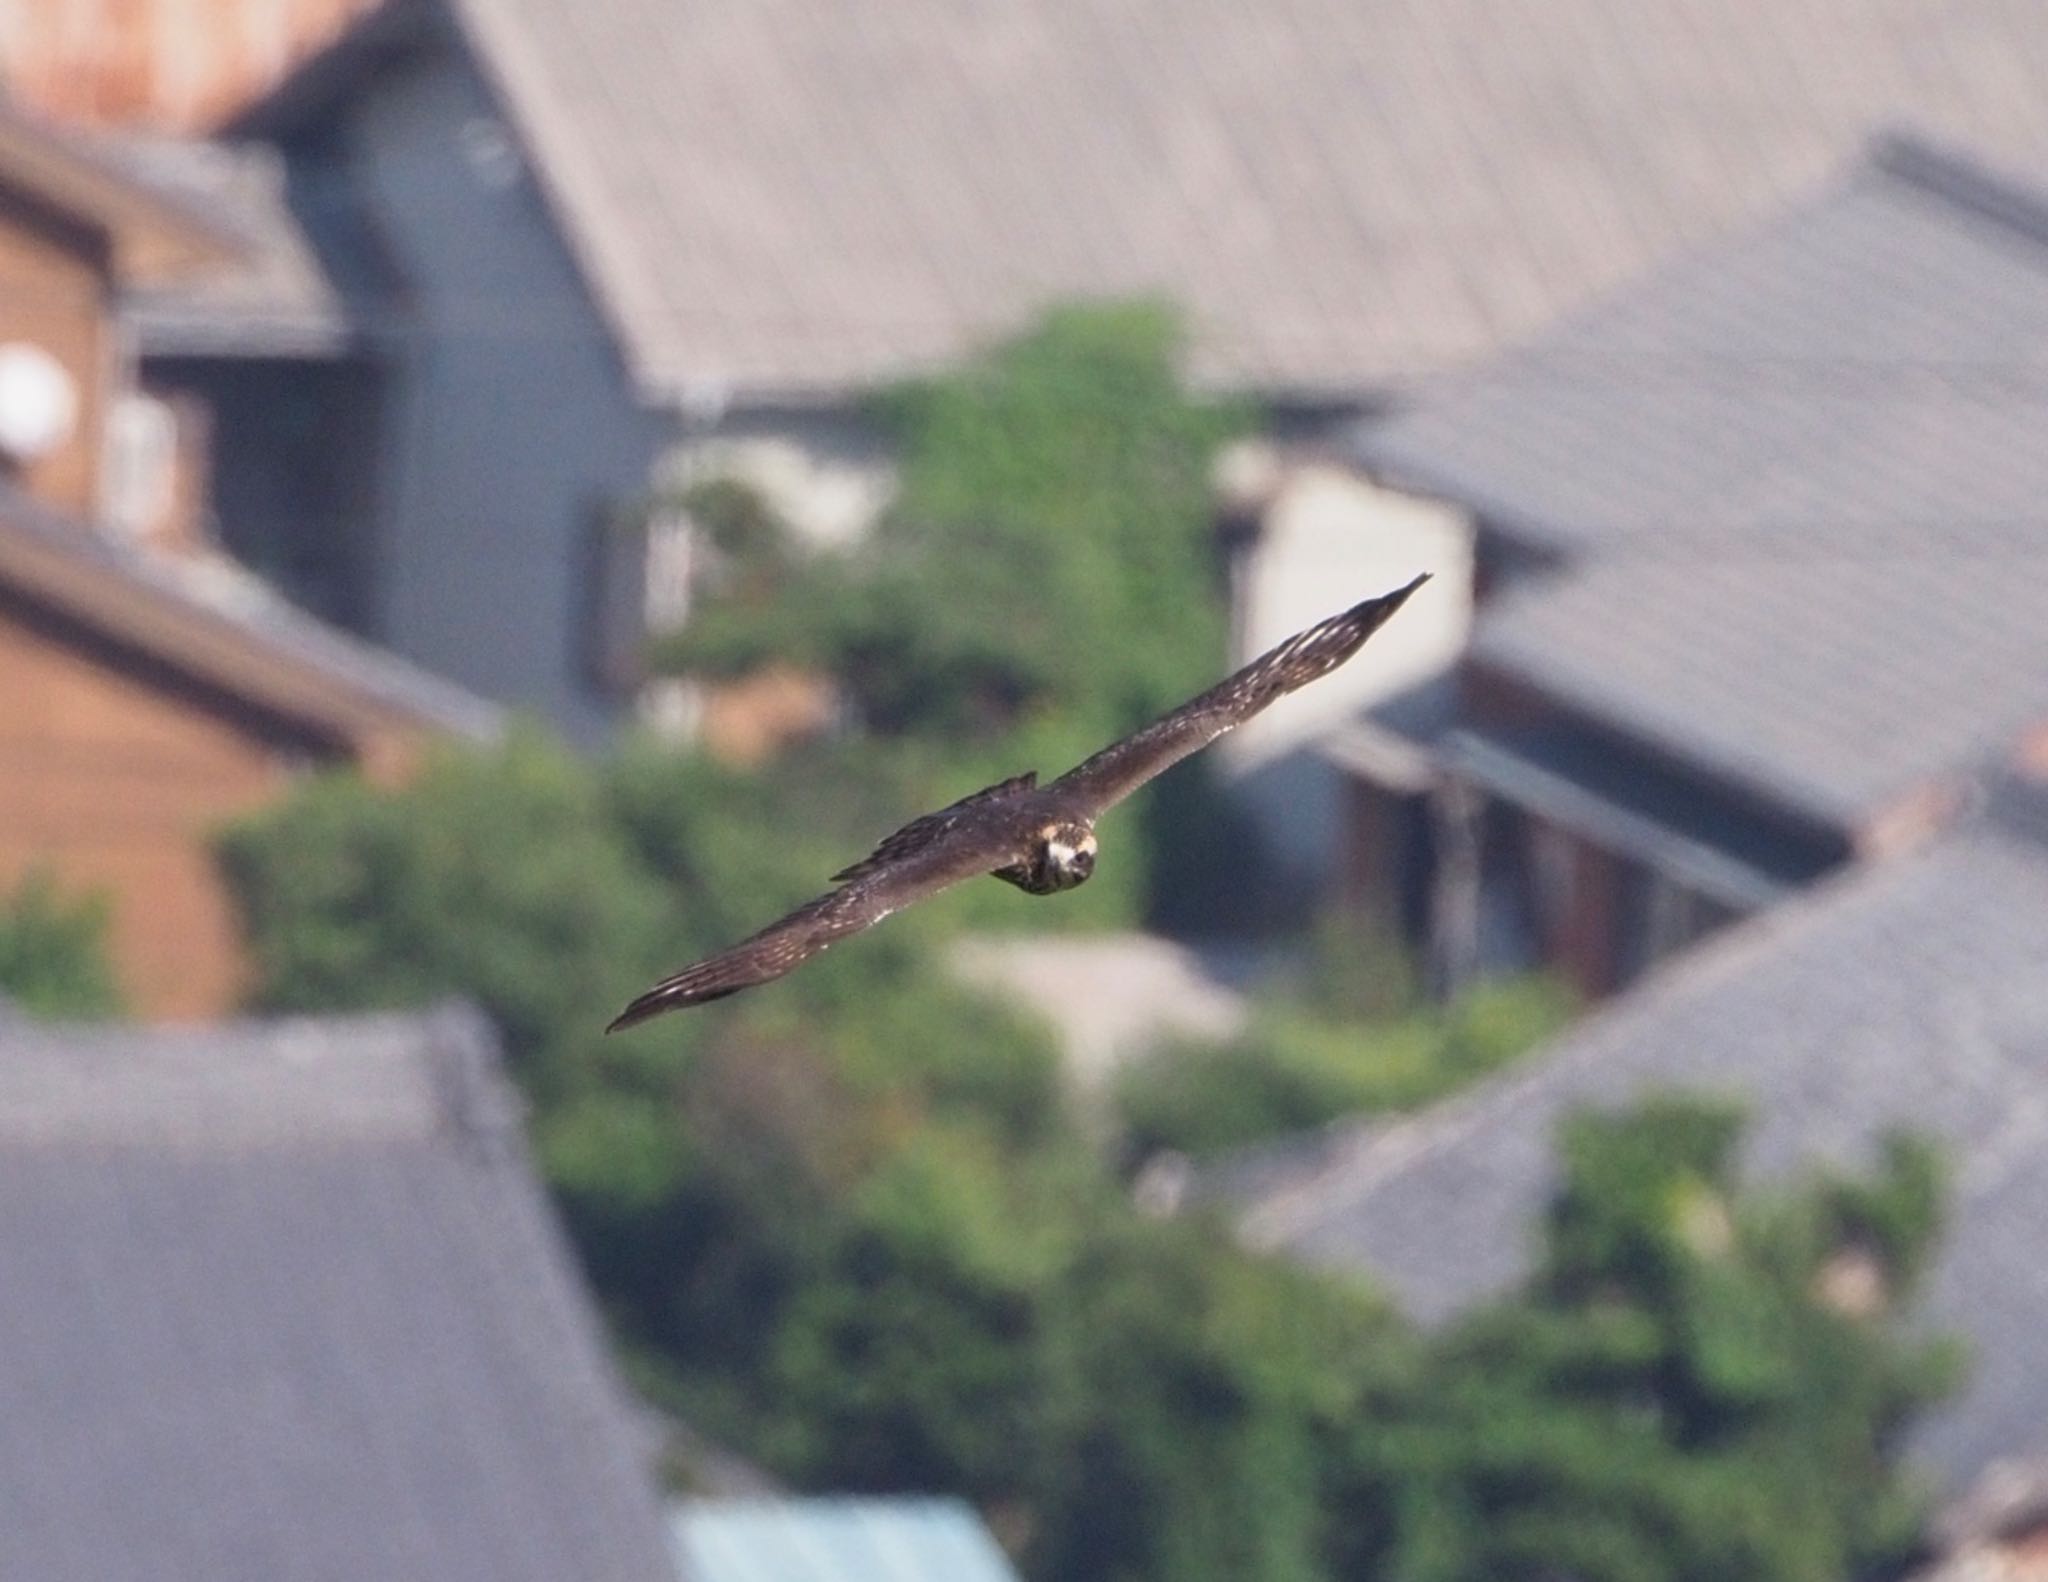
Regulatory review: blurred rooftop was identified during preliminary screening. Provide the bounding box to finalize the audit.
[0,1002,676,1582]
[1,0,378,132]
[1210,775,2048,1492]
[235,0,2048,402]
[1356,133,2048,833]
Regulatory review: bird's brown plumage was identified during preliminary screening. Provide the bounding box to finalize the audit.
[607,573,1429,1030]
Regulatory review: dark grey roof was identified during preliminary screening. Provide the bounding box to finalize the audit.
[0,1002,681,1582]
[1350,135,2048,828]
[1467,549,2048,829]
[1354,135,2048,553]
[239,0,2048,401]
[106,136,357,359]
[1216,790,2048,1490]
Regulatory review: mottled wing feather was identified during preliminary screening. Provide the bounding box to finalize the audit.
[607,812,1030,1030]
[830,771,1038,884]
[1050,574,1430,815]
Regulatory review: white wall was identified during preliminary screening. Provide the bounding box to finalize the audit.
[1219,451,1473,875]
[659,407,897,551]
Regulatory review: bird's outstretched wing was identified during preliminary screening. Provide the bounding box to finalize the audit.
[1050,573,1430,815]
[829,771,1037,885]
[607,781,1035,1031]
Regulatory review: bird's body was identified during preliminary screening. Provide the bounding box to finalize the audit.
[608,574,1429,1030]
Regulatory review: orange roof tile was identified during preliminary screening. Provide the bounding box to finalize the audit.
[1,0,379,132]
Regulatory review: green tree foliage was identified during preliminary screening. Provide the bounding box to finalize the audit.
[220,728,1409,1582]
[215,302,1959,1582]
[852,300,1242,744]
[0,868,124,1019]
[1032,1216,1404,1582]
[655,301,1252,930]
[216,728,671,1090]
[662,301,1241,746]
[220,744,1959,1582]
[1337,1097,1960,1582]
[1116,924,1574,1159]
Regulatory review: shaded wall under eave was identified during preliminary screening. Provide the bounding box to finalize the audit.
[0,579,351,1018]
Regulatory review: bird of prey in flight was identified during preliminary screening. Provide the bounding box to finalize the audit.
[608,573,1430,1031]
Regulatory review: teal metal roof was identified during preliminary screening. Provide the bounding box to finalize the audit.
[670,1498,1020,1582]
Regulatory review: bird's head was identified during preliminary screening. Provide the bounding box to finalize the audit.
[1036,822,1098,891]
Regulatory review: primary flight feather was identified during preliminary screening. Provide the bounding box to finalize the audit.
[608,573,1430,1030]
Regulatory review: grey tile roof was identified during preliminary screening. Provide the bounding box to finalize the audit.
[245,0,2048,401]
[1349,135,2048,828]
[0,1002,681,1582]
[0,103,248,279]
[672,1498,1022,1582]
[1215,791,2048,1490]
[1354,135,2048,555]
[1467,549,2048,828]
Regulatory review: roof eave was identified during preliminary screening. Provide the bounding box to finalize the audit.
[0,109,250,282]
[1464,652,1867,836]
[0,489,501,748]
[124,302,363,362]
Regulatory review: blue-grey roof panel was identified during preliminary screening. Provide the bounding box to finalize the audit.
[238,0,2048,398]
[671,1498,1021,1582]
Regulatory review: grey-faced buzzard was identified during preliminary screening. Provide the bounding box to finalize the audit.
[608,574,1429,1030]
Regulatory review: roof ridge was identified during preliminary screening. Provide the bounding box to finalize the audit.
[1868,127,2048,257]
[416,999,529,1153]
[0,1003,505,1151]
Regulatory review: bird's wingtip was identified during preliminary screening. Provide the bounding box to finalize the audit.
[1353,572,1432,625]
[605,986,675,1034]
[606,972,749,1031]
